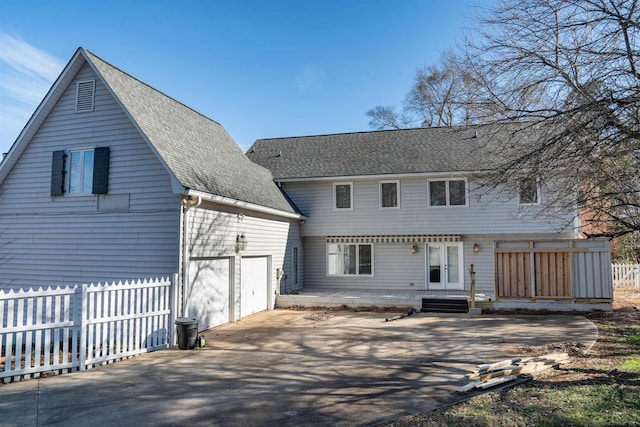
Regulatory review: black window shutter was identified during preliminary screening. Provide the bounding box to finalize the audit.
[92,147,109,194]
[50,150,66,196]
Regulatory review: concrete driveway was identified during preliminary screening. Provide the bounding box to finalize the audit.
[1,310,597,427]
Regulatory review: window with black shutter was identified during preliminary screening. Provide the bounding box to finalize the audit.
[50,150,66,196]
[92,147,109,194]
[50,147,109,196]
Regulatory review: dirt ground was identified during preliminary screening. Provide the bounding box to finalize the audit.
[386,285,640,426]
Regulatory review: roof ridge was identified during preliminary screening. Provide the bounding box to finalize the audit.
[82,48,225,129]
[255,124,480,142]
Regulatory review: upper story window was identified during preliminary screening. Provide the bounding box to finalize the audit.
[334,182,352,210]
[69,149,94,194]
[428,179,467,207]
[50,147,109,196]
[519,177,539,204]
[327,243,373,276]
[380,180,399,209]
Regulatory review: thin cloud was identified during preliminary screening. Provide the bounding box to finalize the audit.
[0,33,64,151]
[0,71,53,105]
[0,33,64,81]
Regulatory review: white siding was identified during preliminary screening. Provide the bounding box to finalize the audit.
[0,63,180,288]
[304,234,565,297]
[284,177,577,237]
[304,236,425,290]
[287,176,577,295]
[185,201,301,321]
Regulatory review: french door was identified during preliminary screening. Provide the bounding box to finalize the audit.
[426,243,464,290]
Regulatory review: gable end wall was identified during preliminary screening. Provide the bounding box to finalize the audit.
[0,63,180,288]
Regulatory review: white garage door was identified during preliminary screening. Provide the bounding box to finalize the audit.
[241,256,269,318]
[187,258,231,330]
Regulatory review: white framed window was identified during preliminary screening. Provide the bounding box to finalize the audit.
[334,182,353,210]
[519,177,539,204]
[380,180,400,209]
[68,148,95,194]
[51,147,109,196]
[327,243,373,276]
[428,179,468,207]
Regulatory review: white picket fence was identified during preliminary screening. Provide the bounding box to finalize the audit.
[612,263,640,290]
[0,277,174,383]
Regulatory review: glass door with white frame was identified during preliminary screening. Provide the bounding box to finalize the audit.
[426,243,464,290]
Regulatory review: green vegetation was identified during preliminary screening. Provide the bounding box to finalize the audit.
[387,295,640,427]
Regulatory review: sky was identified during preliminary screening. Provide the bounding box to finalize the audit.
[0,0,493,156]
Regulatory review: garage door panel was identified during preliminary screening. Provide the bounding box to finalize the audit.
[241,257,268,318]
[187,258,230,329]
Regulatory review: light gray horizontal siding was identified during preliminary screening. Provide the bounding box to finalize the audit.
[303,234,570,297]
[304,236,426,290]
[186,201,302,312]
[0,63,181,288]
[283,177,576,237]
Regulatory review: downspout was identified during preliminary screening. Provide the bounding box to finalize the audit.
[180,195,202,317]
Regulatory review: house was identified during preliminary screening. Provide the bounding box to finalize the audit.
[0,47,612,325]
[0,48,305,330]
[247,128,613,310]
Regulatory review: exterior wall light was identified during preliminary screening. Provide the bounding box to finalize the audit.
[235,234,248,252]
[410,243,418,254]
[473,242,480,253]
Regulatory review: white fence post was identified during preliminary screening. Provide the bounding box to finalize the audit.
[79,283,88,371]
[0,276,174,383]
[612,263,640,290]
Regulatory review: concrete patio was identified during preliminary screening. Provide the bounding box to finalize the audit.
[0,309,597,426]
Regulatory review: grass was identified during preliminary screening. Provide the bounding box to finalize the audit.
[620,357,640,373]
[386,287,640,427]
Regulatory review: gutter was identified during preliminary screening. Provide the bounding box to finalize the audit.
[185,189,307,221]
[180,195,202,317]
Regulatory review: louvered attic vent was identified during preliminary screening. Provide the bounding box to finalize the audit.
[76,80,95,112]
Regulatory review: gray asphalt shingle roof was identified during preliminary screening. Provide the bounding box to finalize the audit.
[247,127,508,180]
[84,50,296,214]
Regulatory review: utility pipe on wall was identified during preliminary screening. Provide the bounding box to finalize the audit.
[180,195,202,317]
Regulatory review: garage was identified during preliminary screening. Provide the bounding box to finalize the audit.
[187,258,232,330]
[241,256,269,318]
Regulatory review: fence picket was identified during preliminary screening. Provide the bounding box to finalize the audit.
[25,296,34,375]
[14,294,24,383]
[34,294,43,377]
[612,263,640,290]
[0,277,173,383]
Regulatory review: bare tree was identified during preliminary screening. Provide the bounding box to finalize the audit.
[366,51,476,129]
[463,0,640,237]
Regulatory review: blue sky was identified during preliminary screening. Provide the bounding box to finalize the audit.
[0,0,491,155]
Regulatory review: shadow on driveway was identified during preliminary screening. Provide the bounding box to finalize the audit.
[0,310,597,427]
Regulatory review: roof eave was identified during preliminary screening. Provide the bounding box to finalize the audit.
[185,189,306,221]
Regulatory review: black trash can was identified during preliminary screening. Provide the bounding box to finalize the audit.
[175,317,198,350]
